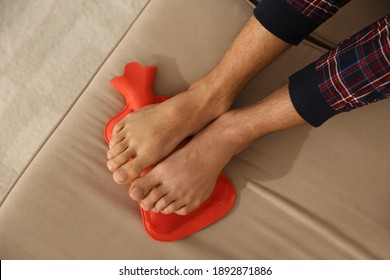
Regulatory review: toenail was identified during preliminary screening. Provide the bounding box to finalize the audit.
[113,170,126,182]
[131,188,144,201]
[107,162,113,171]
[151,207,157,213]
[107,151,113,159]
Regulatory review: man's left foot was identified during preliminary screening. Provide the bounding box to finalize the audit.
[128,112,249,215]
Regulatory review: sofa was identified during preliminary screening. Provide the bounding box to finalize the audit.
[1,0,389,259]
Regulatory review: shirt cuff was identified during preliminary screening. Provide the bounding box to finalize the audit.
[253,0,320,45]
[289,62,340,127]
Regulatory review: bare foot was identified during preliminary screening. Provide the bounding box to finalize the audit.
[106,79,232,185]
[128,112,251,215]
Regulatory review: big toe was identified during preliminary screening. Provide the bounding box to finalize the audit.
[107,146,135,172]
[129,172,159,202]
[112,159,142,184]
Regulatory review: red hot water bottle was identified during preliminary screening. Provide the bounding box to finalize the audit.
[104,62,236,241]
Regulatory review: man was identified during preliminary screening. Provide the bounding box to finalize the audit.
[106,0,389,215]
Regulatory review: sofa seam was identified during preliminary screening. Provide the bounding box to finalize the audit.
[0,0,152,206]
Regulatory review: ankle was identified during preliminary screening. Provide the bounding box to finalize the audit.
[189,75,238,117]
[213,111,258,155]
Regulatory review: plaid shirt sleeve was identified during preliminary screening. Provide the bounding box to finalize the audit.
[254,0,351,45]
[289,15,390,126]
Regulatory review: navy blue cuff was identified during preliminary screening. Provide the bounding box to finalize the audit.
[289,62,340,127]
[253,0,320,45]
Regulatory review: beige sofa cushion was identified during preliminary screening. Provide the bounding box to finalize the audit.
[312,0,390,47]
[0,0,389,259]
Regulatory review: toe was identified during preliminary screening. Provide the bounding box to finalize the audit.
[107,140,128,160]
[129,172,159,202]
[112,122,124,135]
[152,194,175,213]
[139,187,165,210]
[112,157,144,184]
[112,148,159,184]
[109,131,125,148]
[107,146,135,172]
[174,204,197,216]
[161,201,185,215]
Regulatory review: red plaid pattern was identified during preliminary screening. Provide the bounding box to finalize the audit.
[316,15,390,112]
[286,0,350,23]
